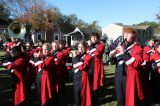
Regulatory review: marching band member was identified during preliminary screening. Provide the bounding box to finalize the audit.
[71,41,93,106]
[23,42,37,91]
[35,43,56,106]
[121,28,144,106]
[51,41,65,94]
[87,32,105,104]
[59,40,71,80]
[3,46,27,106]
[149,43,160,103]
[110,27,144,106]
[109,41,126,106]
[142,39,156,88]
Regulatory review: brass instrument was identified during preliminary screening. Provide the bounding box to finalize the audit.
[8,22,26,38]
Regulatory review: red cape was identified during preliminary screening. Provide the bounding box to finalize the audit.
[92,42,105,91]
[77,54,93,106]
[6,58,27,106]
[37,56,57,106]
[126,44,144,106]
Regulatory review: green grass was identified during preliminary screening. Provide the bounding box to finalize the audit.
[0,53,156,106]
[0,62,117,106]
[0,51,5,56]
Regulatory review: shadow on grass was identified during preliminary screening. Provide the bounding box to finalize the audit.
[0,65,156,106]
[0,70,13,106]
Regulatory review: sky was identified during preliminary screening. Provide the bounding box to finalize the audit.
[46,0,160,28]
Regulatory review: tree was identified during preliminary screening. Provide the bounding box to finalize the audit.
[0,3,10,18]
[156,14,160,22]
[115,23,124,26]
[12,1,61,41]
[88,21,101,35]
[57,14,75,33]
[2,0,45,18]
[136,21,160,33]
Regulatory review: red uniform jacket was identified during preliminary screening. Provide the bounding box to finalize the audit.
[91,42,105,91]
[4,57,27,106]
[73,54,93,106]
[143,46,155,65]
[26,47,43,89]
[24,49,36,89]
[62,47,71,80]
[150,52,160,73]
[141,46,156,88]
[125,44,144,106]
[36,55,56,106]
[51,49,66,92]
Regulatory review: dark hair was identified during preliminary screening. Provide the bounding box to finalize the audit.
[90,32,100,39]
[149,38,155,42]
[39,39,45,44]
[26,41,34,46]
[59,40,66,46]
[77,41,88,49]
[11,46,22,55]
[6,38,12,42]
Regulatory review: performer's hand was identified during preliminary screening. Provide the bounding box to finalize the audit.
[109,49,117,57]
[116,45,124,54]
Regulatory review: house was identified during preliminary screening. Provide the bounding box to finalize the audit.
[102,23,154,45]
[31,26,64,43]
[154,34,160,43]
[64,27,95,46]
[0,15,9,35]
[102,24,123,41]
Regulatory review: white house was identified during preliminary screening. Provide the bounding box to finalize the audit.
[102,24,123,41]
[64,27,93,46]
[102,23,154,45]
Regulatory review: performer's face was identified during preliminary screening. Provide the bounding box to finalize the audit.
[52,43,58,51]
[42,45,50,56]
[87,40,92,46]
[91,36,98,44]
[26,43,31,50]
[124,32,135,43]
[149,40,154,47]
[78,44,86,54]
[59,44,64,49]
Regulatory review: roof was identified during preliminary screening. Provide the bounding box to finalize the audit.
[0,15,8,22]
[79,27,96,35]
[121,25,151,30]
[64,27,95,37]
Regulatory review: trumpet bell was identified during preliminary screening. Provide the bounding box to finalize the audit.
[8,22,26,38]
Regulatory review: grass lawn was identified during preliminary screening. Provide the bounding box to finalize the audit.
[0,62,117,106]
[0,51,157,106]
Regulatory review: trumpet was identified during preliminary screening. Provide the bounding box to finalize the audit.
[8,22,26,38]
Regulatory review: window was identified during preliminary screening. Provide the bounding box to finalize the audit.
[54,34,59,40]
[37,33,42,41]
[0,29,6,34]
